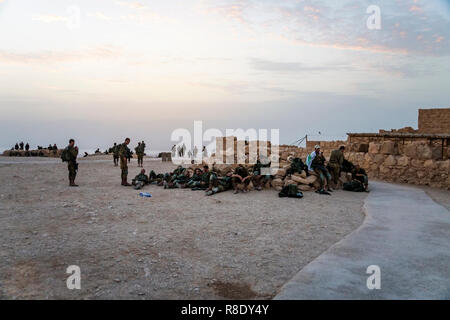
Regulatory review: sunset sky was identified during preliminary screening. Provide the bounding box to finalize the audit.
[0,0,449,151]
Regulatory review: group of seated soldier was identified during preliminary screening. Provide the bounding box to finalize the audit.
[130,160,273,196]
[306,145,369,194]
[130,150,369,195]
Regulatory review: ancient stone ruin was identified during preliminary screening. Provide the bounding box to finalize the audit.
[209,108,449,189]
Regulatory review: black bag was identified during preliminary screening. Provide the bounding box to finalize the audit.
[343,180,365,192]
[279,184,303,198]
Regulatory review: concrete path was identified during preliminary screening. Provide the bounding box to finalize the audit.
[275,181,450,299]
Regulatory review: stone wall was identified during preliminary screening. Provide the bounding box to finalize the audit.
[418,108,450,134]
[345,141,449,189]
[213,134,449,189]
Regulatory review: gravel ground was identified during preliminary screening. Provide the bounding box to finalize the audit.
[0,156,366,299]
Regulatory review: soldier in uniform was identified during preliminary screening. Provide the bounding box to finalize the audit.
[232,164,251,194]
[65,139,79,187]
[206,171,233,196]
[132,169,149,190]
[112,143,119,166]
[352,164,369,191]
[311,151,332,194]
[119,138,132,186]
[329,146,345,186]
[135,142,142,167]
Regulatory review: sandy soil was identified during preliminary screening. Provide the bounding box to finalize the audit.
[0,156,366,299]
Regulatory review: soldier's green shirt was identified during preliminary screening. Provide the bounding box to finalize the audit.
[113,145,119,156]
[67,145,78,162]
[118,143,128,158]
[252,162,262,175]
[134,173,149,182]
[190,173,201,181]
[329,149,344,165]
[219,176,232,188]
[201,171,211,182]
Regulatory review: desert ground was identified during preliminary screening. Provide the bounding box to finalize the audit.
[0,155,370,299]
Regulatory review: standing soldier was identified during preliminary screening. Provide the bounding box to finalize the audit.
[135,142,144,167]
[112,142,119,166]
[62,139,79,187]
[329,146,345,186]
[119,138,132,186]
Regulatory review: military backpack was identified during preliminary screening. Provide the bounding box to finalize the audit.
[60,147,71,162]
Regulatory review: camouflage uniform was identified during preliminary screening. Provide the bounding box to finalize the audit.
[119,142,130,185]
[329,149,344,185]
[66,145,78,186]
[207,174,233,195]
[113,144,119,166]
[132,172,149,190]
[311,153,331,190]
[232,165,250,191]
[135,143,144,167]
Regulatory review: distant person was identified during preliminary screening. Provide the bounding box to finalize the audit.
[119,138,132,186]
[19,142,24,150]
[53,144,58,155]
[15,143,19,150]
[171,144,176,157]
[306,145,320,171]
[25,143,30,151]
[48,144,53,150]
[61,139,79,187]
[193,146,198,158]
[202,146,208,158]
[135,142,144,167]
[329,146,345,186]
[112,143,119,166]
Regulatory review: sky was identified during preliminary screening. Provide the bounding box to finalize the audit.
[0,0,449,151]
